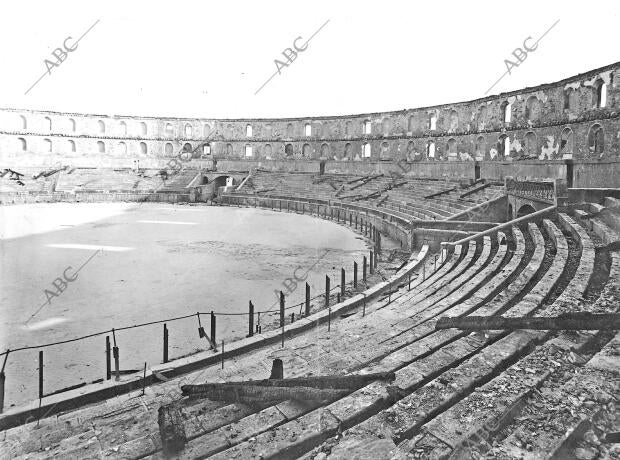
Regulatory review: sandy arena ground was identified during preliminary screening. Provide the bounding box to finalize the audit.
[0,202,370,408]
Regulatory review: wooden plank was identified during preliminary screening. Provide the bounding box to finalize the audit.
[435,313,620,331]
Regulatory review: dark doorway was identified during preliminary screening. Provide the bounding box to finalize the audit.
[474,163,481,181]
[319,161,326,175]
[517,204,536,218]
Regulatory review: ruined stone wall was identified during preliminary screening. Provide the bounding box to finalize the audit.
[0,61,618,171]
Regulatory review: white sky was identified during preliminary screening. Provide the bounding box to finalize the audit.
[0,0,618,120]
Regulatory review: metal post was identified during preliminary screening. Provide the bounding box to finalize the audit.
[163,324,169,364]
[279,291,285,328]
[374,249,378,268]
[221,340,224,369]
[305,283,310,316]
[363,256,367,282]
[341,268,345,298]
[0,350,7,414]
[112,329,120,381]
[328,308,332,332]
[423,262,426,281]
[105,336,111,380]
[248,301,254,337]
[434,255,438,272]
[38,350,43,400]
[325,275,330,306]
[370,251,374,274]
[142,362,147,396]
[354,262,358,288]
[210,311,216,346]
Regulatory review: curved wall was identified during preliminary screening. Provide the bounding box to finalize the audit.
[0,62,618,166]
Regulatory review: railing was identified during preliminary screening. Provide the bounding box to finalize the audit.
[506,178,555,204]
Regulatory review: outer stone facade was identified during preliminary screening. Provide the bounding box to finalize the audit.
[0,62,618,167]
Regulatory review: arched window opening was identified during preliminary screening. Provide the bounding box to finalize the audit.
[302,143,311,157]
[68,140,76,152]
[118,142,127,156]
[203,124,211,137]
[44,117,52,131]
[475,136,485,157]
[18,137,27,151]
[264,124,273,137]
[380,142,389,158]
[120,121,127,135]
[563,88,573,110]
[226,143,233,155]
[449,110,458,130]
[498,134,510,156]
[140,142,147,155]
[362,142,371,158]
[165,143,173,155]
[245,144,253,157]
[500,101,511,123]
[447,138,457,154]
[185,124,193,137]
[560,128,573,155]
[264,144,272,157]
[588,124,604,156]
[202,143,211,156]
[305,123,311,136]
[286,124,294,138]
[407,115,414,132]
[524,132,537,156]
[426,141,436,158]
[428,113,437,131]
[246,124,253,137]
[19,115,27,130]
[69,118,76,132]
[525,96,540,121]
[44,138,52,152]
[141,122,148,136]
[97,141,105,153]
[285,143,294,156]
[363,120,371,135]
[477,105,488,129]
[320,143,329,157]
[98,120,105,133]
[166,123,174,136]
[344,143,352,158]
[182,143,192,153]
[382,118,391,135]
[595,80,607,108]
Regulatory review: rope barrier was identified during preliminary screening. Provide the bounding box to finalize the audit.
[0,277,370,356]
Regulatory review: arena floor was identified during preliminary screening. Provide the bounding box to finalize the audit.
[0,202,370,408]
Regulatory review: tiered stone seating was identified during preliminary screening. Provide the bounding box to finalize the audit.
[54,168,188,193]
[238,171,503,221]
[1,207,614,460]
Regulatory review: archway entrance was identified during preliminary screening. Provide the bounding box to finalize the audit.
[517,204,536,218]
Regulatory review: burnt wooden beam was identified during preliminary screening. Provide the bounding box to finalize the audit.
[435,313,620,331]
[181,384,349,404]
[182,371,395,393]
